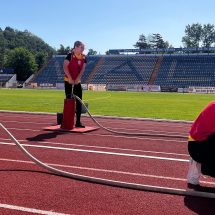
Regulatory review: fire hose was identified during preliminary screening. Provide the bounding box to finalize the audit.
[1,95,214,198]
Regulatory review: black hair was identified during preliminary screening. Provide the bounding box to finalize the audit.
[73,41,84,48]
[71,41,84,54]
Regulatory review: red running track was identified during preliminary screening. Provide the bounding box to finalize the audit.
[0,112,215,215]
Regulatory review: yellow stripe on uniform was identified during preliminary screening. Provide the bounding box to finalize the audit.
[188,135,195,141]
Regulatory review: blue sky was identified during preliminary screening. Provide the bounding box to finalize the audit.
[1,0,215,54]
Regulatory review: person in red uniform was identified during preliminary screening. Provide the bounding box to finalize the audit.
[63,41,86,128]
[187,101,215,185]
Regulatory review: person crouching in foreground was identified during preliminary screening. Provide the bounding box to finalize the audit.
[63,41,86,128]
[187,101,215,185]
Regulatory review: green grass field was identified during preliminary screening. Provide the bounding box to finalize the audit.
[0,88,214,121]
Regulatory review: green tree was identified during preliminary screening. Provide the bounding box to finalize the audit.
[3,27,16,49]
[35,52,48,69]
[0,26,56,73]
[57,44,71,55]
[149,33,169,49]
[87,48,97,55]
[134,34,150,49]
[6,47,37,81]
[0,28,5,68]
[182,23,202,48]
[134,33,169,50]
[2,27,55,57]
[201,24,215,48]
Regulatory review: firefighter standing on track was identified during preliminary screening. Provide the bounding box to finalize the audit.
[63,41,87,128]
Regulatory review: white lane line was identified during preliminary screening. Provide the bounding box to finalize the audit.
[0,138,188,157]
[3,127,41,132]
[84,133,186,142]
[0,203,69,215]
[0,113,54,119]
[0,141,189,162]
[94,126,187,135]
[1,120,51,125]
[38,140,189,157]
[100,121,191,129]
[1,120,187,135]
[0,139,189,157]
[1,158,214,186]
[0,128,186,142]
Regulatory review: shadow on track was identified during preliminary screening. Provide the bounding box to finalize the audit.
[184,185,215,214]
[26,131,65,142]
[0,169,75,180]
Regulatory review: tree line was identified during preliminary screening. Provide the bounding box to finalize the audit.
[1,23,215,81]
[0,27,98,81]
[134,23,215,50]
[0,27,56,81]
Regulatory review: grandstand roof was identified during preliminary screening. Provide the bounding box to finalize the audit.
[109,47,215,55]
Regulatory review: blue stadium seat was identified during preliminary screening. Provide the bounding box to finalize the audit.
[30,54,215,88]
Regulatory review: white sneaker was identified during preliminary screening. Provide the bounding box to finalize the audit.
[187,159,201,185]
[187,177,200,185]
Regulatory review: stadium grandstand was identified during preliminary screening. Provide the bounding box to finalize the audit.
[28,47,215,93]
[0,68,17,88]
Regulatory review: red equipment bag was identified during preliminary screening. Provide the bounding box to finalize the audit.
[61,98,76,130]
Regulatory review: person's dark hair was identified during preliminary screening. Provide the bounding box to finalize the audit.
[73,41,83,48]
[71,41,84,54]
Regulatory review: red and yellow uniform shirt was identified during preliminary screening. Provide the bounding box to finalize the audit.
[189,101,215,141]
[64,52,87,82]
